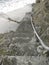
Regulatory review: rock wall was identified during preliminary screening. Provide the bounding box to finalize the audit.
[32,0,49,47]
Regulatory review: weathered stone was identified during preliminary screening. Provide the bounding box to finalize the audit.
[3,57,17,65]
[0,56,49,65]
[32,0,49,47]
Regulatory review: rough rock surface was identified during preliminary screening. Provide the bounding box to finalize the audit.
[0,12,38,56]
[0,0,49,65]
[0,56,49,65]
[32,0,49,47]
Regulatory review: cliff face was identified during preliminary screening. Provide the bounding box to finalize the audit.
[32,0,49,47]
[0,12,38,56]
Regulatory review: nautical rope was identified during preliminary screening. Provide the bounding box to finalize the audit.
[31,17,49,50]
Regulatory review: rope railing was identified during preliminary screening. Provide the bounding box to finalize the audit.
[31,17,49,50]
[1,12,49,50]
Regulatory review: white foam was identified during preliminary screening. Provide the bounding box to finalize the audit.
[0,0,35,13]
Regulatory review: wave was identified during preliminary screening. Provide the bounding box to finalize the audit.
[0,0,35,13]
